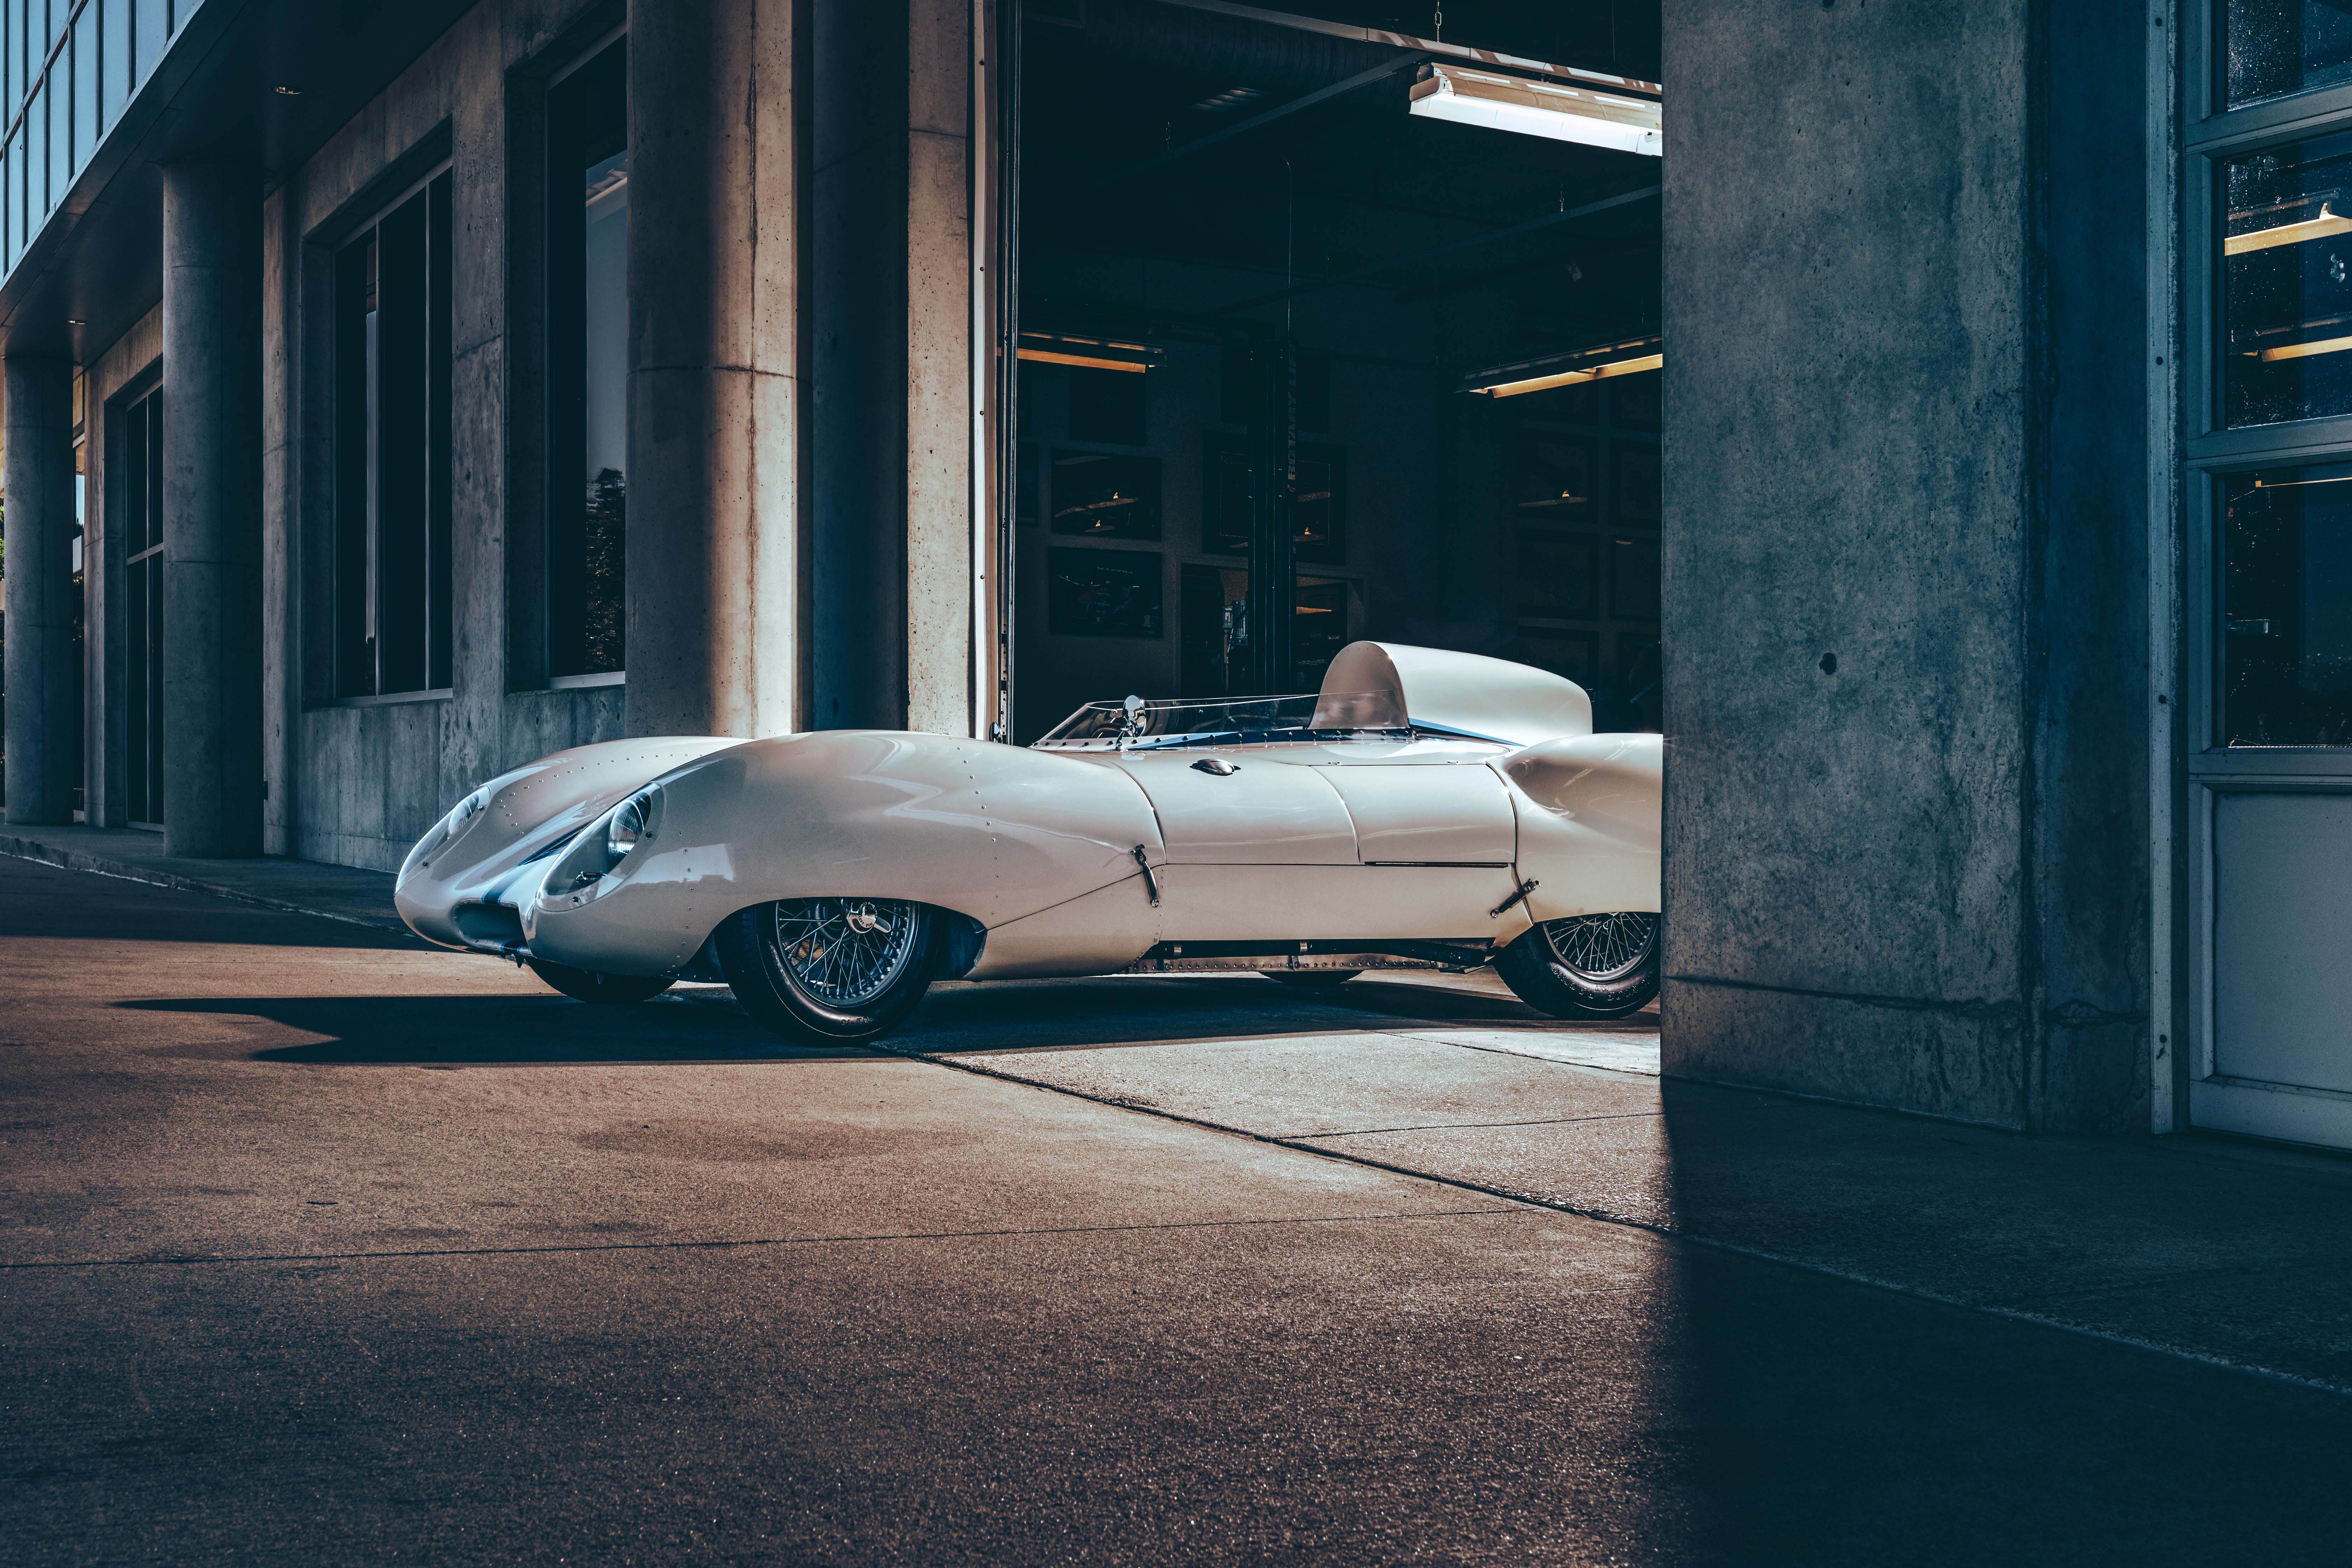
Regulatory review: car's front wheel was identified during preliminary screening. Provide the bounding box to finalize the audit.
[1496,912,1659,1020]
[526,958,676,1004]
[716,897,939,1046]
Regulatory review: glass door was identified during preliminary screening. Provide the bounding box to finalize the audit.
[2182,2,2352,1147]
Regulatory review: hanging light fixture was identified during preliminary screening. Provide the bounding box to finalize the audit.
[1458,335,1663,398]
[1016,332,1162,374]
[1408,64,1660,157]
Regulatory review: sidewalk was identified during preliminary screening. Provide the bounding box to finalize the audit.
[0,824,404,931]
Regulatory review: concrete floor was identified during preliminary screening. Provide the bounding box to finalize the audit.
[3,853,2349,1565]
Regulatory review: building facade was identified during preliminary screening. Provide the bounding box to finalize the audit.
[1,0,2344,1151]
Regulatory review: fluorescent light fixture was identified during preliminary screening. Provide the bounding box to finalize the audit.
[2254,332,2352,363]
[1459,336,1664,398]
[2225,203,2352,256]
[1408,64,1660,157]
[1016,332,1160,374]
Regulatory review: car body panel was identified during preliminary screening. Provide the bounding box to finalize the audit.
[395,642,1661,987]
[1320,762,1518,864]
[1108,753,1356,864]
[394,735,746,953]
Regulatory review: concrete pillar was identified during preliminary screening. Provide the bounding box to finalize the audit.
[809,0,978,736]
[1659,0,2151,1133]
[626,0,799,740]
[160,160,264,858]
[903,0,974,737]
[2,355,77,824]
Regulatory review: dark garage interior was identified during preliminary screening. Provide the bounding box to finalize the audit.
[1008,0,1664,740]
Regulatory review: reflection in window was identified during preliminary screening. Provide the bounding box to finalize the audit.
[2223,132,2352,427]
[334,172,456,698]
[548,38,628,678]
[2221,465,2352,745]
[2227,1,2352,108]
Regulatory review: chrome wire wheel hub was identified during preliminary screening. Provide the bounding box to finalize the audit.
[1541,911,1659,985]
[770,897,919,1008]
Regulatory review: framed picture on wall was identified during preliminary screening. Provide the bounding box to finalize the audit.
[1517,630,1599,685]
[1513,432,1596,522]
[1051,451,1161,538]
[1201,433,1346,561]
[1615,445,1662,523]
[1048,548,1163,637]
[1204,433,1251,554]
[1516,530,1599,620]
[1294,443,1346,563]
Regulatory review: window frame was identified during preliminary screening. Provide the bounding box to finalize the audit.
[540,24,629,686]
[329,156,457,704]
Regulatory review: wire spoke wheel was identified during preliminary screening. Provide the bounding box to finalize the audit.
[1541,911,1659,984]
[769,897,921,1009]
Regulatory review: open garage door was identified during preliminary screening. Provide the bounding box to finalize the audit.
[998,0,1662,741]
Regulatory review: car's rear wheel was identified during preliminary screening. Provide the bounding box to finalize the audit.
[1496,912,1659,1020]
[1261,969,1362,987]
[716,897,939,1046]
[526,958,676,1004]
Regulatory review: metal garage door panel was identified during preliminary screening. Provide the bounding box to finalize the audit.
[1114,755,1357,864]
[2214,792,2352,1094]
[1319,762,1517,864]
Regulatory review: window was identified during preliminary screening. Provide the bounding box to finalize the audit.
[546,37,627,679]
[334,169,454,698]
[123,384,162,825]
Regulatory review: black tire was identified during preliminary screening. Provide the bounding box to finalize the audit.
[715,897,939,1046]
[527,958,676,1005]
[1496,912,1660,1020]
[1261,969,1363,987]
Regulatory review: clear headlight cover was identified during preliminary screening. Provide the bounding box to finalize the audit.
[550,786,665,895]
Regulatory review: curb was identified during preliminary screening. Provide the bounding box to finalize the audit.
[0,832,410,933]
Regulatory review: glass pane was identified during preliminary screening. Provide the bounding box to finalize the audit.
[103,0,126,127]
[45,66,63,204]
[132,0,161,86]
[25,79,44,221]
[6,1,18,123]
[73,4,93,161]
[2220,464,2352,745]
[546,39,627,678]
[2219,130,2352,427]
[2221,0,2352,106]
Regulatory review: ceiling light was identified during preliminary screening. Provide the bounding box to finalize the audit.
[1459,335,1663,397]
[2226,204,2352,256]
[2253,333,2352,362]
[1408,64,1659,157]
[1016,331,1160,374]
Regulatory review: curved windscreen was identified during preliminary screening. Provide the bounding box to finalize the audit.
[1034,690,1408,751]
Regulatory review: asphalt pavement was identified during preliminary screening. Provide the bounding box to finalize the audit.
[3,852,2348,1566]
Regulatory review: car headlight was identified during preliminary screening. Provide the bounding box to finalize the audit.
[551,786,664,892]
[413,785,492,868]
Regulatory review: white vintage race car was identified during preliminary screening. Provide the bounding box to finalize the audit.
[395,642,1661,1045]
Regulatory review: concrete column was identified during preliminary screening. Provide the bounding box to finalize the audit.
[1660,0,2150,1133]
[809,0,978,735]
[2,355,77,824]
[160,160,264,857]
[626,0,799,740]
[903,0,974,737]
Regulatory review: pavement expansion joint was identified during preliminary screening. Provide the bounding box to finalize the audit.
[896,1043,2352,1401]
[1277,1110,1664,1139]
[0,1206,1533,1272]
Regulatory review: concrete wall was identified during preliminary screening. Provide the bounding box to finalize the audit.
[1660,0,2150,1133]
[269,0,627,870]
